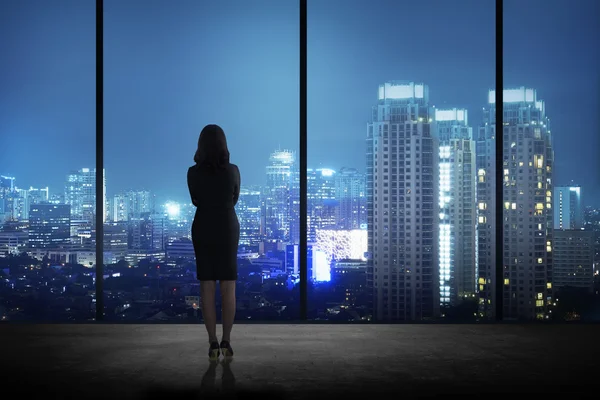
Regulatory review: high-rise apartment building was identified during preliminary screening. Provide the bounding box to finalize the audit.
[366,81,439,321]
[553,229,594,292]
[433,108,477,306]
[554,185,583,230]
[477,87,554,321]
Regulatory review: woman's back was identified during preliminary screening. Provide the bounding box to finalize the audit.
[187,163,241,213]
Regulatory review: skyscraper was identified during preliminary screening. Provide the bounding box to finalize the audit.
[335,167,367,230]
[237,187,262,247]
[433,108,477,306]
[554,185,583,230]
[265,150,296,243]
[307,168,337,242]
[366,81,439,321]
[65,168,106,224]
[477,87,554,321]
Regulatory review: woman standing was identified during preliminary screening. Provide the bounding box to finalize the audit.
[187,124,240,361]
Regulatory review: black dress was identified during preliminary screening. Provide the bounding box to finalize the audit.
[187,162,241,281]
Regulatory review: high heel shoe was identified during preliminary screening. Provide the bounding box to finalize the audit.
[208,341,220,361]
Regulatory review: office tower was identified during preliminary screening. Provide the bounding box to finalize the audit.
[0,175,16,223]
[477,87,554,321]
[366,81,439,321]
[150,213,168,251]
[434,108,477,306]
[23,187,50,220]
[110,193,129,222]
[28,203,71,249]
[104,222,128,261]
[127,190,154,218]
[65,168,106,224]
[554,185,583,230]
[553,229,594,292]
[237,187,262,247]
[265,149,296,242]
[307,168,337,242]
[335,167,367,230]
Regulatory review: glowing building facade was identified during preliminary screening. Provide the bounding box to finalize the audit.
[434,108,477,306]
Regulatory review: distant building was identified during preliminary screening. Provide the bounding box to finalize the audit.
[554,186,583,230]
[553,229,594,292]
[28,203,71,249]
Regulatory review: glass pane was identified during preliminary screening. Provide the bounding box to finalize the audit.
[0,1,96,321]
[104,0,299,321]
[308,0,495,321]
[504,0,600,321]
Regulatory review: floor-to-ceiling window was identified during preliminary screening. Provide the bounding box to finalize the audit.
[307,0,496,322]
[503,0,600,321]
[0,0,96,322]
[103,0,300,321]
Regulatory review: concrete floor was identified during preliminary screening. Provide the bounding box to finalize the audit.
[1,323,598,398]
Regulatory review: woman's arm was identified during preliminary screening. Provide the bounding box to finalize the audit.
[233,165,241,206]
[187,167,198,207]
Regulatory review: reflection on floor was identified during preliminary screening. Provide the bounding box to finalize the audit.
[1,323,598,398]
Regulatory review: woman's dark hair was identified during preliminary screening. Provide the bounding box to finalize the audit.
[194,124,230,170]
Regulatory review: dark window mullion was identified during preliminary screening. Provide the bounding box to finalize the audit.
[299,0,308,321]
[95,0,104,322]
[495,0,504,321]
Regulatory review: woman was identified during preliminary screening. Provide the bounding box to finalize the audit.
[187,124,240,361]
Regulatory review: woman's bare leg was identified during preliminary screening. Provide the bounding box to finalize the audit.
[219,280,236,342]
[200,280,218,343]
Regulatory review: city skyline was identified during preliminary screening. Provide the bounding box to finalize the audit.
[0,0,598,206]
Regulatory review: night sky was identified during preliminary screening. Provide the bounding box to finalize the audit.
[0,0,598,206]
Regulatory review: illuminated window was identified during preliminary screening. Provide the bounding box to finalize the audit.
[478,202,487,210]
[478,216,486,224]
[504,278,509,285]
[535,203,544,210]
[537,293,543,300]
[536,300,544,307]
[478,278,485,285]
[546,282,552,289]
[537,258,543,264]
[504,202,511,209]
[511,203,516,210]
